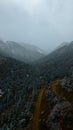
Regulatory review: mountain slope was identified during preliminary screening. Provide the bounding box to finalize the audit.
[0,55,39,129]
[0,41,73,130]
[0,40,45,63]
[37,41,73,82]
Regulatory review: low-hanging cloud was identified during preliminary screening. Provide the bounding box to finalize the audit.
[0,0,73,52]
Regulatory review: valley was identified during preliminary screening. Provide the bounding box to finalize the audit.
[0,41,73,130]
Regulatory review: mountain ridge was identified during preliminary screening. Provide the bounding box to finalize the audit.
[36,41,73,83]
[0,40,45,63]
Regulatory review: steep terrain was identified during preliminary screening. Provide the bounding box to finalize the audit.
[0,41,73,130]
[37,41,73,83]
[0,40,45,63]
[26,79,73,130]
[0,55,36,127]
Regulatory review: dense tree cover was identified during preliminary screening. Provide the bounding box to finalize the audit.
[0,42,73,129]
[0,56,39,129]
[36,42,73,82]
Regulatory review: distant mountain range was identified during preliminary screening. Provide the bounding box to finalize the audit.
[0,40,45,63]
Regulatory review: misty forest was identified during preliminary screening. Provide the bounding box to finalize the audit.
[0,0,73,130]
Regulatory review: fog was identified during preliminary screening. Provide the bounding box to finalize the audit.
[0,0,73,53]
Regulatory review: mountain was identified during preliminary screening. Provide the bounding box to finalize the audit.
[57,42,70,48]
[0,40,45,63]
[0,55,73,130]
[0,41,73,130]
[58,41,73,48]
[19,42,44,54]
[37,41,73,82]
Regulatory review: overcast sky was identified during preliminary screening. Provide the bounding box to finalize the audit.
[0,0,73,52]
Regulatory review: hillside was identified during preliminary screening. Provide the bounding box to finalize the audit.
[0,55,40,129]
[0,41,73,130]
[0,40,45,63]
[37,41,73,83]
